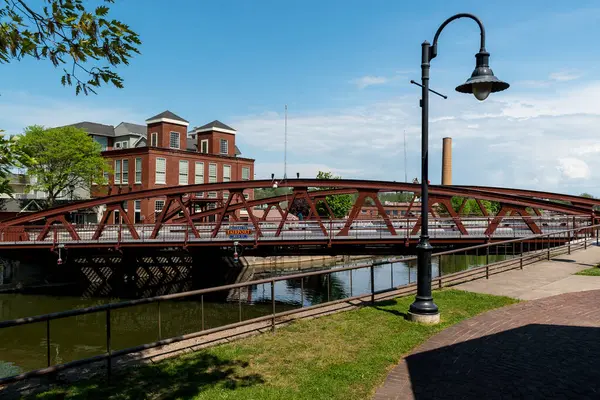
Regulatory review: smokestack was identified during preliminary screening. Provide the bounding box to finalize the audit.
[442,137,452,185]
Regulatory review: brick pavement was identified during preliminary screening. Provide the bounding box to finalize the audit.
[373,290,600,399]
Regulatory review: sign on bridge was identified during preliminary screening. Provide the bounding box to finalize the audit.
[226,226,253,239]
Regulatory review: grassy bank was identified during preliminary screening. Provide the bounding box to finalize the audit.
[576,265,600,276]
[30,290,516,400]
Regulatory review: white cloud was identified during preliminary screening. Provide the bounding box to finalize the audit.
[351,76,388,89]
[549,70,582,82]
[234,80,600,196]
[557,158,590,179]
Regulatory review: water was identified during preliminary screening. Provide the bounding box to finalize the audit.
[0,253,511,378]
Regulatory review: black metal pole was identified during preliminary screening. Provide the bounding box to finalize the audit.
[409,40,439,317]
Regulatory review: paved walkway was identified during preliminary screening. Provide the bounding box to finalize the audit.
[374,246,600,399]
[456,245,600,300]
[373,290,600,399]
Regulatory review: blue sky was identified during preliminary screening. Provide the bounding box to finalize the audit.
[2,0,600,195]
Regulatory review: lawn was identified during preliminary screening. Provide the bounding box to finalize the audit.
[575,265,600,276]
[31,290,516,400]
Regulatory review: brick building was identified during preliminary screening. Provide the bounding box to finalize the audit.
[77,110,254,223]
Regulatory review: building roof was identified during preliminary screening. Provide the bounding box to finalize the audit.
[70,122,115,137]
[146,110,189,124]
[117,122,147,137]
[234,145,242,156]
[195,120,236,132]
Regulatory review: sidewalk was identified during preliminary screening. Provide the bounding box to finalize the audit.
[373,245,600,399]
[456,244,600,300]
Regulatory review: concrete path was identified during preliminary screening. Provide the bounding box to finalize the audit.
[456,245,600,300]
[373,290,600,399]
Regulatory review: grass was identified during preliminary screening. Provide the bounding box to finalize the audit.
[575,265,600,276]
[31,290,516,400]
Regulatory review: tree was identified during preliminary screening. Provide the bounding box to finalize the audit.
[0,131,33,196]
[450,196,500,216]
[17,125,110,207]
[315,171,353,218]
[580,193,594,199]
[1,0,140,95]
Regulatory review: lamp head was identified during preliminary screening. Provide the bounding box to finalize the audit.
[455,51,509,101]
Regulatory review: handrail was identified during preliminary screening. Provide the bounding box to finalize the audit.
[0,223,597,385]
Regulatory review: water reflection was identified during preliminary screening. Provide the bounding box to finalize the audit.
[0,252,511,378]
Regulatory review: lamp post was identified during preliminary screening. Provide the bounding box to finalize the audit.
[408,13,509,324]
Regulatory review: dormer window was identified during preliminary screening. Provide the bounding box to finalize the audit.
[150,132,158,147]
[220,139,228,155]
[170,132,180,149]
[200,139,208,154]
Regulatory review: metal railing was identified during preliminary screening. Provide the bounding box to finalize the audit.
[0,223,598,385]
[0,215,592,245]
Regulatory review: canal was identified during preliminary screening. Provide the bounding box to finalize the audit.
[0,253,511,378]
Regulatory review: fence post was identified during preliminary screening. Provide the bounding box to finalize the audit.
[547,235,551,260]
[46,319,51,367]
[370,264,375,304]
[301,277,305,306]
[438,256,442,289]
[157,300,162,340]
[568,233,571,255]
[327,273,331,302]
[486,245,489,266]
[271,280,276,332]
[520,241,523,270]
[597,225,599,246]
[106,308,112,380]
[585,233,588,250]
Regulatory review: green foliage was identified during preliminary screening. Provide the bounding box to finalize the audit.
[253,187,292,200]
[580,193,594,199]
[575,265,600,276]
[378,192,414,204]
[0,131,33,196]
[315,171,353,218]
[0,0,141,95]
[17,125,111,207]
[450,197,500,216]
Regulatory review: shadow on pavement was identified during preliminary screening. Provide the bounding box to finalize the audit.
[406,324,600,399]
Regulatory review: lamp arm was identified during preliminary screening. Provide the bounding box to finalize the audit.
[430,13,486,60]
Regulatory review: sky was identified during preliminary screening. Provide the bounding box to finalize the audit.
[2,0,600,196]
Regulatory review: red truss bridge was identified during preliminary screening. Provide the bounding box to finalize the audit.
[0,179,597,252]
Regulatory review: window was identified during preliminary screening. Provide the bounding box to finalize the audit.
[103,170,109,183]
[114,160,121,184]
[223,165,231,182]
[170,132,180,149]
[134,200,142,223]
[220,139,228,155]
[241,167,250,180]
[196,192,204,198]
[208,192,217,198]
[195,162,204,184]
[200,139,208,154]
[121,141,129,149]
[223,192,229,200]
[115,142,122,149]
[155,200,165,217]
[135,158,142,184]
[151,132,158,147]
[122,159,129,184]
[179,160,189,185]
[155,158,166,184]
[208,163,217,183]
[244,193,249,200]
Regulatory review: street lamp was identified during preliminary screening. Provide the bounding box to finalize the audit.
[409,13,509,324]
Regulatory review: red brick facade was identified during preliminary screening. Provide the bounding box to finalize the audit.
[93,114,254,223]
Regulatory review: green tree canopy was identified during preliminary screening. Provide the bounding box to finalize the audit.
[315,171,353,218]
[450,197,500,216]
[1,0,140,95]
[580,193,594,199]
[17,125,110,207]
[0,131,33,196]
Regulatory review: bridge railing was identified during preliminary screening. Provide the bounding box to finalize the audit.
[0,216,593,244]
[0,224,598,385]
